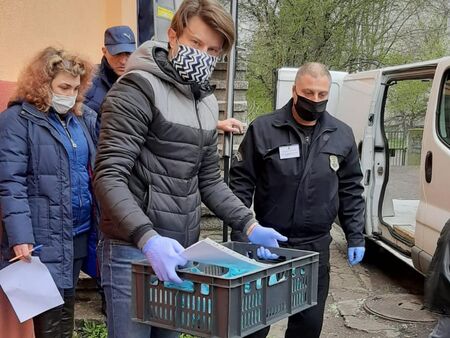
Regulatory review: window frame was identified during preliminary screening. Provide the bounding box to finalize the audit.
[436,69,450,149]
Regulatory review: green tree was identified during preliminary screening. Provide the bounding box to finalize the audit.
[240,0,448,119]
[383,16,449,131]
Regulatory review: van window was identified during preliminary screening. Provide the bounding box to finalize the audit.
[438,72,450,147]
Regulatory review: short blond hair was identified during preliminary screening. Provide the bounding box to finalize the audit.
[170,0,235,54]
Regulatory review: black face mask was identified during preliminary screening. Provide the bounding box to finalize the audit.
[294,94,328,121]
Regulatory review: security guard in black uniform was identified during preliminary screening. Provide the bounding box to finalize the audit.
[230,62,366,338]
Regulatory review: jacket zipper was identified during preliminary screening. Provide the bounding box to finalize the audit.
[56,115,84,236]
[188,99,205,246]
[193,100,204,168]
[57,115,78,149]
[292,126,334,237]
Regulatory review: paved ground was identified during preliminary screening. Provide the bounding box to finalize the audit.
[266,225,434,338]
[75,224,436,337]
[385,165,420,200]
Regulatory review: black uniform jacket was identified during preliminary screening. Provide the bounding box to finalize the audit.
[230,99,365,247]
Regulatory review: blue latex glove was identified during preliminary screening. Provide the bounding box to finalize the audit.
[347,246,365,266]
[142,235,188,283]
[248,224,288,248]
[257,246,279,260]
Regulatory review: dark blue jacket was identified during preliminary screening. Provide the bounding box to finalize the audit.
[0,102,97,289]
[230,99,365,247]
[84,57,118,133]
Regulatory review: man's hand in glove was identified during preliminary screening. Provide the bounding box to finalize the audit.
[247,223,287,248]
[347,246,365,266]
[142,235,187,283]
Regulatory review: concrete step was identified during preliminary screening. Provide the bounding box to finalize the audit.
[214,61,247,72]
[218,100,248,113]
[214,89,247,102]
[212,68,247,82]
[218,111,247,123]
[210,79,248,91]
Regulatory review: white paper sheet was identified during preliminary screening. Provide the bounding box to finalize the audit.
[181,238,270,270]
[0,257,64,322]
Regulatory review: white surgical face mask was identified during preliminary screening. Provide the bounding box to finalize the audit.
[51,92,76,115]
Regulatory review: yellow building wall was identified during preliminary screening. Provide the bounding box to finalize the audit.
[0,0,137,81]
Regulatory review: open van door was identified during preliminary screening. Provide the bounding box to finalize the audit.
[339,59,450,274]
[413,58,450,272]
[275,59,450,274]
[336,70,384,238]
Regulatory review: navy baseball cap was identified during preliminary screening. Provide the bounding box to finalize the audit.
[104,26,136,55]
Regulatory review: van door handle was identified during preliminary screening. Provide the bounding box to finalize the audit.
[425,151,432,183]
[364,169,371,185]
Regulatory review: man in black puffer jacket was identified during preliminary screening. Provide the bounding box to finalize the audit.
[93,1,286,337]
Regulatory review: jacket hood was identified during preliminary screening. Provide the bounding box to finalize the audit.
[125,40,214,100]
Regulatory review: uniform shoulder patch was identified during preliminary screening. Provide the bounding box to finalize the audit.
[235,151,243,162]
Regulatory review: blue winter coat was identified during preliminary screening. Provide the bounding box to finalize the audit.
[84,57,118,135]
[0,102,97,289]
[84,57,117,114]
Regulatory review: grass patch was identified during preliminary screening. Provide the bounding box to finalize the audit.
[74,320,107,338]
[74,321,197,338]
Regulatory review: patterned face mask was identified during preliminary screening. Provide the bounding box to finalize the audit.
[171,44,218,84]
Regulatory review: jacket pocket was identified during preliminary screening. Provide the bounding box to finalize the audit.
[262,145,300,177]
[28,196,50,245]
[319,142,346,172]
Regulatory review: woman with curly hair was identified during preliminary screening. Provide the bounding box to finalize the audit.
[0,47,97,338]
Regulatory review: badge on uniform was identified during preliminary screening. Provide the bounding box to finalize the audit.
[329,155,339,171]
[279,144,300,160]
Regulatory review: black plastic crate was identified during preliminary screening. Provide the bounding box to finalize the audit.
[132,241,319,338]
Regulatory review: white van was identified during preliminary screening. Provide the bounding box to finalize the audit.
[275,59,450,274]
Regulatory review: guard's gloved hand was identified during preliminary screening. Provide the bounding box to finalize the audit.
[257,246,279,260]
[142,235,187,283]
[248,224,288,248]
[347,246,365,266]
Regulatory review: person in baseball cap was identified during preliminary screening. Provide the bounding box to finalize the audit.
[84,26,136,116]
[104,25,136,56]
[103,25,136,75]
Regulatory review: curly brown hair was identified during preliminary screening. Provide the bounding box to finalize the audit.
[10,47,93,116]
